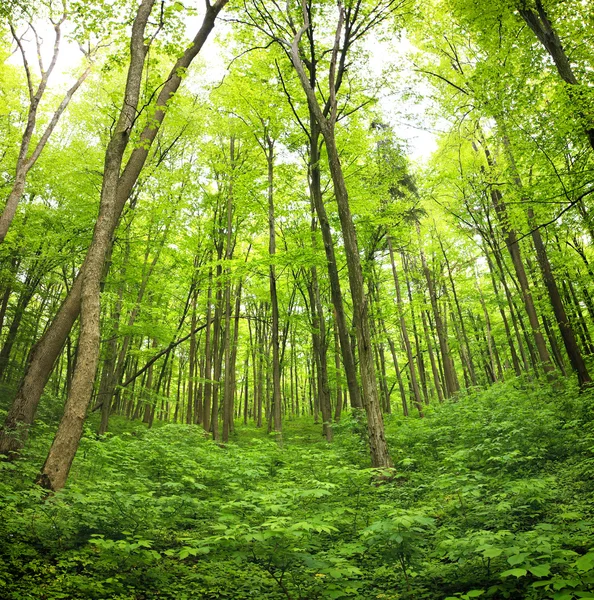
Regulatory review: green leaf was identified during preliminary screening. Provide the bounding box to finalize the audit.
[508,553,529,566]
[576,552,594,572]
[529,564,551,577]
[501,568,527,578]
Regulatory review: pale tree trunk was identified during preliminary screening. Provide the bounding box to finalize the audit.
[37,0,156,490]
[0,0,228,458]
[0,17,91,243]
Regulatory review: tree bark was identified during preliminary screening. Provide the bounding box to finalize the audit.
[0,0,227,458]
[480,141,554,375]
[518,0,594,150]
[418,234,458,398]
[387,237,423,412]
[0,17,91,243]
[308,122,362,410]
[289,29,391,466]
[37,0,156,490]
[266,140,283,437]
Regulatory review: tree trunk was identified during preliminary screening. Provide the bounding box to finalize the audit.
[36,0,156,490]
[519,0,594,150]
[203,270,213,435]
[308,121,362,410]
[0,0,228,458]
[418,235,458,398]
[479,141,554,376]
[266,141,282,437]
[187,290,197,425]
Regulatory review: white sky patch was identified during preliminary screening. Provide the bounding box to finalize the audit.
[363,34,438,162]
[5,19,86,89]
[7,6,437,163]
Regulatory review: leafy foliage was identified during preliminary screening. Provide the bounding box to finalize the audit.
[1,379,594,599]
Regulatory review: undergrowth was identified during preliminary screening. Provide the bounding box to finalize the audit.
[1,377,594,599]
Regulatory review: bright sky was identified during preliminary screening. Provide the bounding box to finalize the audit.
[6,5,437,162]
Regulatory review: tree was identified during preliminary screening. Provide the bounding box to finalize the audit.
[0,2,92,243]
[0,0,228,468]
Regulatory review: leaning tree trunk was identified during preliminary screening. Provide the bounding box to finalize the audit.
[479,141,554,376]
[0,0,228,458]
[500,128,591,386]
[518,0,594,150]
[37,0,156,490]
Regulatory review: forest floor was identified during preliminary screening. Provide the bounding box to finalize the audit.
[1,378,594,600]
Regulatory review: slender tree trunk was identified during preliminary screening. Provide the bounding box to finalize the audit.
[290,39,391,465]
[500,129,590,385]
[266,142,282,437]
[387,237,423,411]
[0,21,91,244]
[529,215,590,384]
[484,247,522,376]
[35,1,156,489]
[421,307,444,403]
[0,0,227,458]
[187,290,197,425]
[0,278,39,381]
[418,235,458,397]
[479,141,554,376]
[203,270,213,435]
[438,236,477,385]
[308,121,362,410]
[333,320,343,421]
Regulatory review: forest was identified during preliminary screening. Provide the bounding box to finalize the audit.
[1,0,594,598]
